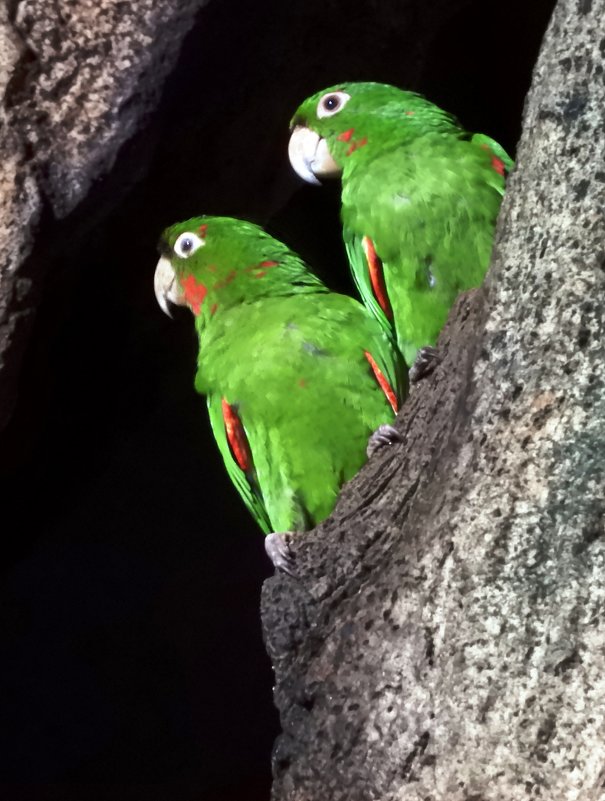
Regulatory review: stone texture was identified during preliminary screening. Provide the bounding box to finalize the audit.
[0,0,205,430]
[262,0,605,798]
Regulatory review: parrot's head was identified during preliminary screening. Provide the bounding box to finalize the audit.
[288,81,459,185]
[154,216,325,320]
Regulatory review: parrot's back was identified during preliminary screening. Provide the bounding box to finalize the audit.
[342,130,509,365]
[197,292,403,533]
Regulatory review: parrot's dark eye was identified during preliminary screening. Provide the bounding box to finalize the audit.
[174,231,205,259]
[317,90,351,119]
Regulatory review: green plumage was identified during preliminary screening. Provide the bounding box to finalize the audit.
[289,82,513,367]
[155,216,405,535]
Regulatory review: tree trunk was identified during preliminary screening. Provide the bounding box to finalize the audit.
[261,0,605,798]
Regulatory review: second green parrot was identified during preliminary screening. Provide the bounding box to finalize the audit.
[154,216,405,572]
[288,81,513,371]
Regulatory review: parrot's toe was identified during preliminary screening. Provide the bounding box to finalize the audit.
[409,346,440,383]
[366,423,402,458]
[265,532,296,576]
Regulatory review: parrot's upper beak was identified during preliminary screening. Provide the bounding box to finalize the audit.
[154,256,186,317]
[288,126,341,185]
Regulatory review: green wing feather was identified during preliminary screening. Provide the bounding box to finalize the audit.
[206,392,273,534]
[342,132,510,365]
[199,292,404,533]
[343,226,394,343]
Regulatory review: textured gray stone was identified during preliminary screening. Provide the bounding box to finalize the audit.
[262,0,605,797]
[0,0,205,430]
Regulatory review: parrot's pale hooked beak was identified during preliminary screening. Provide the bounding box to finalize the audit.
[288,126,341,185]
[154,256,186,317]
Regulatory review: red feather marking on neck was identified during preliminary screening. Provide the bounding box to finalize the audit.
[221,399,251,472]
[181,275,207,315]
[339,131,368,156]
[346,136,368,156]
[213,269,237,290]
[337,128,355,142]
[364,351,398,414]
[362,236,393,320]
[245,260,279,279]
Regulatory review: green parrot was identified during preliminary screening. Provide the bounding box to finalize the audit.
[288,81,513,373]
[154,216,405,573]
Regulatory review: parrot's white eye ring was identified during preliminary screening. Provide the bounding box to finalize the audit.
[317,91,351,119]
[174,231,205,258]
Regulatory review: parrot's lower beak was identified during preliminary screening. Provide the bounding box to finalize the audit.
[288,126,341,185]
[154,256,186,317]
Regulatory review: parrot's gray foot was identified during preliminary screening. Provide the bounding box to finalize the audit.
[366,423,402,458]
[265,532,296,576]
[409,346,440,383]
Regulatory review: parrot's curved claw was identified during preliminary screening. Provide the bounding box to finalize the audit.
[409,346,440,383]
[265,532,297,577]
[366,423,402,458]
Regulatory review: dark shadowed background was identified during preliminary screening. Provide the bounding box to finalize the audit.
[0,0,556,798]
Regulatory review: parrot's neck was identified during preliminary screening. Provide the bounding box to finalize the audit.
[331,114,464,178]
[183,261,328,330]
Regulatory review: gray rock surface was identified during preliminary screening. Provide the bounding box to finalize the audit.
[0,0,205,430]
[262,0,605,797]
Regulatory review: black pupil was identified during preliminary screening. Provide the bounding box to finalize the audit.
[181,238,192,252]
[325,95,338,110]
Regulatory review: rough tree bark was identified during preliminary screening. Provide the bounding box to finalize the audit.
[262,0,605,798]
[0,0,205,430]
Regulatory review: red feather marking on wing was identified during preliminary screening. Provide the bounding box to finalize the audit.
[210,303,218,316]
[181,275,207,315]
[364,351,398,414]
[337,128,355,143]
[361,236,393,320]
[479,143,507,177]
[221,399,251,472]
[491,156,506,176]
